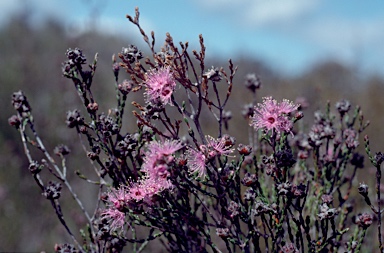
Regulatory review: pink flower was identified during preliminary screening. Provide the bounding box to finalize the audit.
[142,139,183,178]
[142,177,173,197]
[186,148,207,178]
[129,139,182,200]
[106,186,130,211]
[101,208,125,231]
[186,136,234,179]
[145,139,183,158]
[144,67,176,105]
[279,99,299,114]
[126,182,147,202]
[205,135,234,157]
[251,97,298,134]
[126,177,173,203]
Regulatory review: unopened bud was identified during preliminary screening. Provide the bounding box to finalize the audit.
[358,183,369,196]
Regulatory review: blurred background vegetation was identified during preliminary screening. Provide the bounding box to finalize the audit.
[1,11,384,252]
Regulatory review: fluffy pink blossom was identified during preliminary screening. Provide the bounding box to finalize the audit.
[186,135,234,178]
[144,67,176,105]
[186,148,207,178]
[126,182,147,202]
[144,139,183,160]
[106,186,130,211]
[101,208,125,231]
[205,135,234,157]
[251,97,298,134]
[142,139,183,178]
[135,139,182,199]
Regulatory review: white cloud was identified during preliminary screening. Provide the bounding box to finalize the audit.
[306,17,384,47]
[195,0,320,27]
[298,16,384,65]
[245,0,320,27]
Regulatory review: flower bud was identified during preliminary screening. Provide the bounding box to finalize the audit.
[118,79,133,95]
[241,172,257,186]
[355,212,373,228]
[216,228,229,238]
[237,144,252,156]
[8,115,21,128]
[43,181,62,200]
[29,161,43,174]
[54,144,70,156]
[87,102,99,112]
[358,183,369,196]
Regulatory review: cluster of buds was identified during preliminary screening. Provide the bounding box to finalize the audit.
[227,201,240,218]
[62,48,87,77]
[250,200,275,222]
[118,79,133,95]
[241,172,257,186]
[120,45,143,63]
[318,203,338,220]
[355,213,373,228]
[12,90,31,115]
[216,227,230,238]
[280,243,299,253]
[277,182,306,198]
[203,66,222,82]
[42,181,62,200]
[98,113,119,137]
[335,99,351,116]
[65,109,84,128]
[117,133,139,157]
[275,149,296,169]
[343,128,359,149]
[308,120,335,147]
[244,73,261,93]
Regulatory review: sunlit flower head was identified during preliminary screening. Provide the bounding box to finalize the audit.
[251,97,298,134]
[144,67,176,105]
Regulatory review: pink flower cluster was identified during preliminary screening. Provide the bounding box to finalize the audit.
[101,187,129,231]
[102,139,182,230]
[144,67,176,105]
[186,135,234,178]
[251,97,299,134]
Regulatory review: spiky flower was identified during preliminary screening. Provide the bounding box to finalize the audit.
[135,139,183,199]
[205,135,235,158]
[144,67,176,105]
[142,139,183,178]
[186,148,207,178]
[106,186,130,211]
[186,135,234,179]
[251,97,299,134]
[101,208,125,231]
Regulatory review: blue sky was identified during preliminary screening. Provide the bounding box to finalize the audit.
[2,0,384,76]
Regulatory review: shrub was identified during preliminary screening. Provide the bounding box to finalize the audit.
[9,7,383,253]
